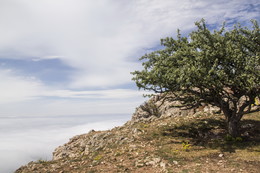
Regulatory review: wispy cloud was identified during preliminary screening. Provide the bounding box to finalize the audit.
[0,69,147,116]
[41,89,148,99]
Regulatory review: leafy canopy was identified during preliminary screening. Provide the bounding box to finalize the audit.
[132,19,259,118]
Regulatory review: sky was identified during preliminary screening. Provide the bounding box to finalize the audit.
[0,0,259,117]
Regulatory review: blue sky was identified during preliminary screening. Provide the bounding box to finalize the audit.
[0,0,259,116]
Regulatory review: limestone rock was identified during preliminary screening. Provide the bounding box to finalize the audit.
[128,94,220,125]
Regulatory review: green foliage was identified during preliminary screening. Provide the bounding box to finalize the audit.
[139,123,150,129]
[36,159,49,165]
[93,155,102,161]
[224,135,243,142]
[253,97,260,105]
[37,159,48,163]
[87,170,96,173]
[182,141,192,151]
[132,19,260,137]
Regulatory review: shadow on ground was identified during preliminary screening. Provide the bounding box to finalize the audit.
[160,115,260,153]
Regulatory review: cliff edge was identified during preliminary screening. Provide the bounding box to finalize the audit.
[15,97,260,173]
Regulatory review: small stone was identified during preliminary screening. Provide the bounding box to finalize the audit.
[31,165,37,171]
[217,160,223,165]
[173,161,178,165]
[160,162,166,169]
[135,161,144,167]
[146,161,156,166]
[129,144,137,148]
[153,158,161,163]
[133,128,143,134]
[219,153,224,158]
[51,164,58,169]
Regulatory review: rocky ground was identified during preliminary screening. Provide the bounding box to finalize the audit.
[15,97,260,173]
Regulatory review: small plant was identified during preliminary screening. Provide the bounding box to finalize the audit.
[235,137,243,142]
[140,100,160,117]
[36,158,49,165]
[182,141,191,151]
[139,123,150,129]
[224,135,243,142]
[171,149,180,155]
[143,124,149,128]
[252,97,259,106]
[93,155,102,161]
[224,134,233,141]
[87,170,96,173]
[114,151,122,156]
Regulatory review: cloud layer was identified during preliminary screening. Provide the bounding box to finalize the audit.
[0,114,131,173]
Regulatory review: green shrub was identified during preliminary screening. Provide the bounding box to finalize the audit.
[93,155,102,161]
[182,141,191,151]
[224,135,243,142]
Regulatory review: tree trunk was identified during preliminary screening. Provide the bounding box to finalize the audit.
[227,117,239,138]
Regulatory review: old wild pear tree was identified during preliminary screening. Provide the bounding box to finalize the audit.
[132,19,260,137]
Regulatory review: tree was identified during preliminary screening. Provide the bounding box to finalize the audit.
[132,19,260,137]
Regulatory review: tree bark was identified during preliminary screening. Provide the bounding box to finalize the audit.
[227,117,239,138]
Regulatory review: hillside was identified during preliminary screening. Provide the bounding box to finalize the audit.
[15,97,260,173]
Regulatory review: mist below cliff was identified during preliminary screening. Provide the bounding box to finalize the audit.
[0,114,131,173]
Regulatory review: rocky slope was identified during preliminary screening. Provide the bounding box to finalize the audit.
[15,97,260,173]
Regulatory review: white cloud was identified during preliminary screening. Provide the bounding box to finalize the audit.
[0,69,43,103]
[41,89,146,99]
[0,69,147,116]
[0,68,146,101]
[1,0,259,89]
